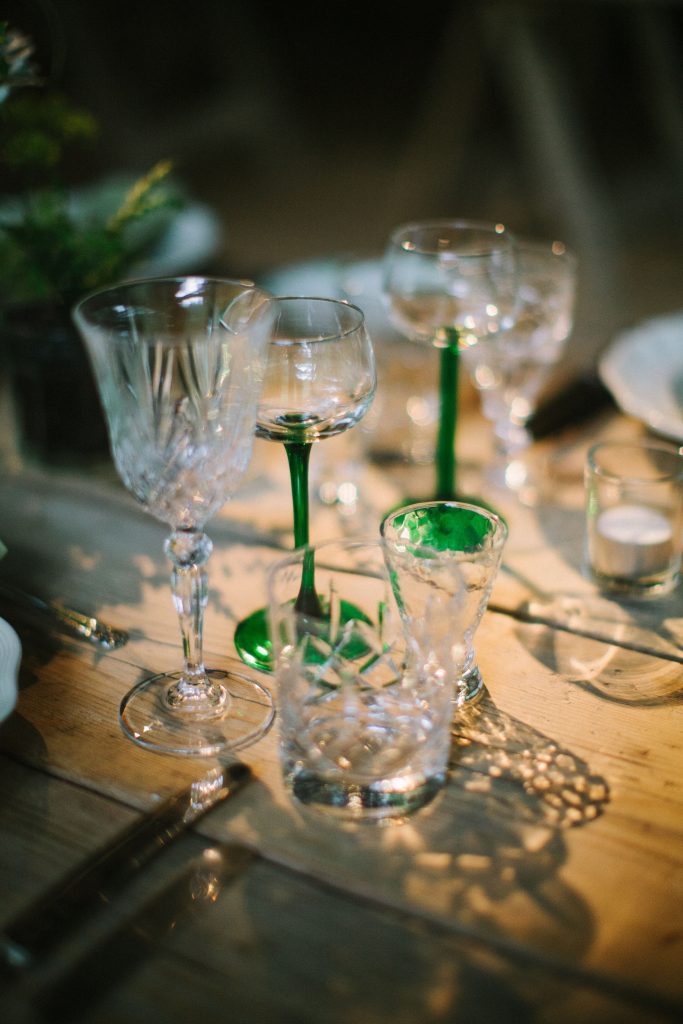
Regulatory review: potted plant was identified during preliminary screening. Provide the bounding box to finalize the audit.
[0,21,185,464]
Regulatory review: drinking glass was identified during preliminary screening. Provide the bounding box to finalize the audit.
[382,220,517,501]
[463,240,577,499]
[234,297,376,671]
[268,539,455,818]
[73,276,274,756]
[381,501,507,705]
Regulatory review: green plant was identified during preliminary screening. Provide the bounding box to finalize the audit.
[0,21,182,309]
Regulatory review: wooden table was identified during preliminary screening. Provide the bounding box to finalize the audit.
[0,404,681,1024]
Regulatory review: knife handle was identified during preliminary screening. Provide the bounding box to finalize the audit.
[528,373,614,440]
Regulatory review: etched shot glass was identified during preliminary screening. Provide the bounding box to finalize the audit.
[585,441,683,598]
[381,501,508,705]
[268,539,456,819]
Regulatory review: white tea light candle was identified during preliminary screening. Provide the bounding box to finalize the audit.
[593,504,673,580]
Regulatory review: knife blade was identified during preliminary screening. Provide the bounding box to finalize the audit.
[0,761,251,971]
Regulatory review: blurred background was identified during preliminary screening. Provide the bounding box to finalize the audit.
[2,0,683,403]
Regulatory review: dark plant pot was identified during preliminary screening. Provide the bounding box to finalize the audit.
[0,304,110,465]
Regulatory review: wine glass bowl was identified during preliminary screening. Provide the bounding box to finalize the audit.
[254,296,376,443]
[234,296,376,672]
[73,276,275,756]
[384,221,517,343]
[382,220,517,502]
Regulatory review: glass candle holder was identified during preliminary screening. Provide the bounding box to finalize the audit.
[585,441,683,598]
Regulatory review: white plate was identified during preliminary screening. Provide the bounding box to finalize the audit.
[0,616,20,722]
[599,312,683,443]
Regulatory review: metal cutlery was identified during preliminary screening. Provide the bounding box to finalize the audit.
[0,581,129,650]
[0,761,252,971]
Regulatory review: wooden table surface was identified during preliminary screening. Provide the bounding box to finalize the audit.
[0,403,681,1024]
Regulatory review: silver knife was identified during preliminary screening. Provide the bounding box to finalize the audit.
[0,581,129,650]
[0,761,251,971]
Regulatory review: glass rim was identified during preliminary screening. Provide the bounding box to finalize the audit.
[380,500,509,544]
[266,295,365,343]
[71,274,259,321]
[387,219,514,258]
[587,440,683,483]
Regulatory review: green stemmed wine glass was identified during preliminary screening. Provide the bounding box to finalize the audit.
[382,219,517,503]
[234,296,376,671]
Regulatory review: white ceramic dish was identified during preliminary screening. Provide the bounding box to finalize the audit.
[0,616,20,722]
[599,312,683,443]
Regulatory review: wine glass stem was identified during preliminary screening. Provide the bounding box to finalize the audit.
[165,530,213,683]
[285,441,322,615]
[436,333,459,500]
[285,441,312,549]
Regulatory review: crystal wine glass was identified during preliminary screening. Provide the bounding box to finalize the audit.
[233,296,376,671]
[73,276,274,757]
[382,219,517,502]
[463,239,577,501]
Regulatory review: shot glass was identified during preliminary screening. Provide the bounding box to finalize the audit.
[585,441,683,598]
[268,539,455,819]
[381,501,508,705]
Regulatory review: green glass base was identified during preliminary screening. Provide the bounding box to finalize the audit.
[234,607,273,672]
[234,599,373,673]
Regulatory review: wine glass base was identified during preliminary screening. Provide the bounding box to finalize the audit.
[119,668,274,757]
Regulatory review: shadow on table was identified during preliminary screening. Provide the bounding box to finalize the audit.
[515,613,683,705]
[37,834,680,1024]
[506,502,683,705]
[23,698,679,1024]
[0,473,291,650]
[228,695,609,970]
[30,698,648,1024]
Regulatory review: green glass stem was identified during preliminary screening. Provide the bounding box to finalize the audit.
[285,442,323,616]
[436,332,459,500]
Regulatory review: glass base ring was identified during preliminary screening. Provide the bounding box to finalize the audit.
[455,665,486,707]
[119,667,274,757]
[287,768,447,820]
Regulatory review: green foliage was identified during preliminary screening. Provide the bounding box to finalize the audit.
[2,93,98,181]
[0,21,183,308]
